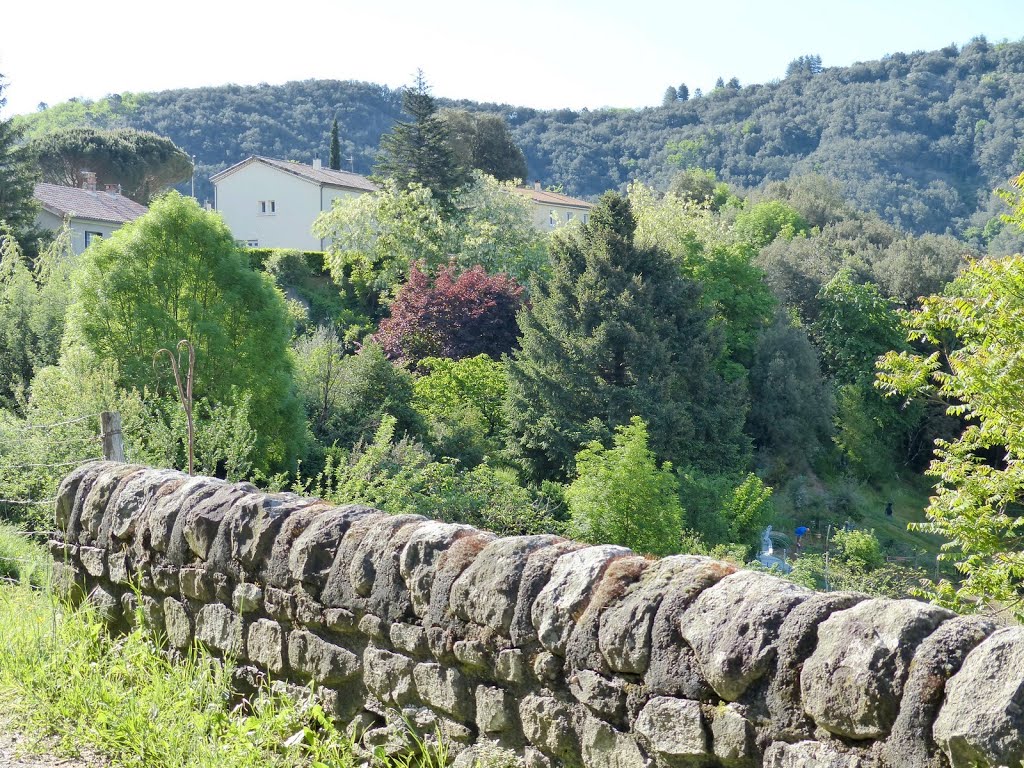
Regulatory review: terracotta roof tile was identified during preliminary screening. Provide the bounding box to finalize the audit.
[34,183,149,225]
[511,186,593,209]
[211,156,378,192]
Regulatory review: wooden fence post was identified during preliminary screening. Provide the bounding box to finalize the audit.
[100,411,126,463]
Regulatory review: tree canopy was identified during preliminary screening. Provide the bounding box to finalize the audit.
[506,192,749,481]
[64,192,304,469]
[439,108,528,183]
[372,72,465,211]
[29,127,192,204]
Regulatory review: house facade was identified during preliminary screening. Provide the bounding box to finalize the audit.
[34,176,149,254]
[211,156,377,251]
[511,182,593,230]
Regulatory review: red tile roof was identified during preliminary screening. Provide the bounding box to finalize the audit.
[511,186,593,209]
[34,183,149,225]
[210,156,378,193]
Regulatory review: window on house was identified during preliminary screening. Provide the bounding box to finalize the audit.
[85,231,103,247]
[258,200,276,215]
[566,211,574,222]
[583,213,589,225]
[246,239,259,247]
[549,211,557,227]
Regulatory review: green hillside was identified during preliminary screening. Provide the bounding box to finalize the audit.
[14,36,1024,240]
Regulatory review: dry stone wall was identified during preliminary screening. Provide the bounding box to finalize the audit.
[49,462,1024,768]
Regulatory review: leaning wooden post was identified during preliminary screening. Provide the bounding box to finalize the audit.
[100,411,126,463]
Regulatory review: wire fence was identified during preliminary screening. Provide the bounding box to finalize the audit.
[0,411,119,526]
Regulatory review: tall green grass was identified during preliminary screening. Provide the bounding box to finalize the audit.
[0,577,453,767]
[0,523,50,588]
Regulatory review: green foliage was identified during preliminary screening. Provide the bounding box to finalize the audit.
[439,108,528,183]
[813,269,905,385]
[19,40,1024,236]
[28,126,192,204]
[507,192,750,480]
[733,201,808,249]
[666,168,734,210]
[373,72,466,211]
[0,524,48,587]
[413,355,507,467]
[329,117,341,171]
[299,415,558,537]
[787,527,924,598]
[677,468,774,553]
[565,417,684,556]
[294,339,422,452]
[0,583,449,767]
[64,192,304,471]
[630,182,774,369]
[0,76,39,244]
[0,222,76,411]
[877,241,1024,620]
[315,173,547,310]
[747,312,834,477]
[830,527,885,570]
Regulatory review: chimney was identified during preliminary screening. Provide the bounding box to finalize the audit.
[81,171,97,191]
[104,183,120,195]
[534,180,542,191]
[313,155,322,170]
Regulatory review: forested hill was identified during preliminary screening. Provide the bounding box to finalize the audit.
[15,36,1024,236]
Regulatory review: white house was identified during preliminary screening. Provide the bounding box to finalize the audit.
[34,175,149,255]
[211,156,377,251]
[510,182,593,230]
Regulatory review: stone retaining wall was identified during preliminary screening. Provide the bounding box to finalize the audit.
[50,462,1024,767]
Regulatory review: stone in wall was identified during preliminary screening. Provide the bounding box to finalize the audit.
[51,462,1024,768]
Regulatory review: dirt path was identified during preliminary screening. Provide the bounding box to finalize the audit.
[0,730,104,768]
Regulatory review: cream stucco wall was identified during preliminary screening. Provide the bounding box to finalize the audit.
[531,202,591,231]
[35,209,125,255]
[214,162,325,251]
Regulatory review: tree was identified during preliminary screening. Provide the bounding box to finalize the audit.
[64,192,305,470]
[733,200,809,250]
[877,209,1024,619]
[747,312,834,475]
[439,109,528,183]
[813,269,904,386]
[372,71,466,211]
[662,86,678,107]
[0,222,76,411]
[678,84,689,101]
[786,54,824,78]
[295,340,423,452]
[566,417,684,556]
[329,117,341,171]
[374,263,523,365]
[506,192,749,481]
[29,127,192,204]
[315,173,547,311]
[0,75,39,243]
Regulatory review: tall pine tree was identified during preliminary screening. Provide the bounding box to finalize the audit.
[506,193,749,481]
[329,117,341,171]
[0,76,39,245]
[372,71,466,212]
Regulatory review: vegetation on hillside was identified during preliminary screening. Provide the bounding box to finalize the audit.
[13,38,1024,243]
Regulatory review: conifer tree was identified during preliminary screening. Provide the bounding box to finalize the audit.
[329,117,341,171]
[373,71,466,212]
[506,192,749,481]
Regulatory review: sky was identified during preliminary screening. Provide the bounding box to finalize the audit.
[3,0,1024,116]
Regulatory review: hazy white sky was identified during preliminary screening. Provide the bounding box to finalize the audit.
[3,0,1023,116]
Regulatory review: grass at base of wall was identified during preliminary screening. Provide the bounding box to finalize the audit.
[0,579,452,768]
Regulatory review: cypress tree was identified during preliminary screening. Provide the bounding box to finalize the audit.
[329,117,341,171]
[506,192,749,481]
[372,71,466,212]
